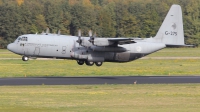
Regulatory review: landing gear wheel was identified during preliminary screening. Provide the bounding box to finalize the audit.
[85,61,94,66]
[77,60,84,65]
[22,56,29,61]
[95,62,103,67]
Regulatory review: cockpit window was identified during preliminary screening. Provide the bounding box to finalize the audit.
[21,37,28,41]
[16,36,28,42]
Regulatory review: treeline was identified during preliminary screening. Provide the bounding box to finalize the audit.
[0,0,200,48]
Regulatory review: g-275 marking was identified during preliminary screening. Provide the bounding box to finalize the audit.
[165,31,177,36]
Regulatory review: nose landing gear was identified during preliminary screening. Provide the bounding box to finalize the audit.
[22,56,29,61]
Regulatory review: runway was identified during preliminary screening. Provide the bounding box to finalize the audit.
[0,76,200,85]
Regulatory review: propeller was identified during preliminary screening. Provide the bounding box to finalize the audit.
[76,29,82,45]
[88,30,96,44]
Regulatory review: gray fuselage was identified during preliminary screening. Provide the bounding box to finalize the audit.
[7,34,166,62]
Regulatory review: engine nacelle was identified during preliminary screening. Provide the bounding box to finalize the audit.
[93,38,114,46]
[81,38,93,47]
[71,51,87,59]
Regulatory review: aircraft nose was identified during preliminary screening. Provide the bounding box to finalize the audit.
[7,43,14,51]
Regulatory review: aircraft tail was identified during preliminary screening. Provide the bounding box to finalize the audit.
[154,4,186,46]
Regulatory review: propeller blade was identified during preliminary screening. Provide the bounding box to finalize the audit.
[78,29,81,37]
[77,29,82,46]
[93,32,96,37]
[88,30,92,37]
[58,30,61,35]
[46,28,49,34]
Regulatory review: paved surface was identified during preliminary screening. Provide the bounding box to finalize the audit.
[0,76,200,85]
[142,57,200,59]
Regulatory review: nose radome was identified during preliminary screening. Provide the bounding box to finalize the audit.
[7,43,14,51]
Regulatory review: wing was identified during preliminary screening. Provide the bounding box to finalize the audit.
[108,38,136,45]
[93,38,136,46]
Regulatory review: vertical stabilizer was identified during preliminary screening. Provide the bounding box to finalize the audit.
[154,5,184,45]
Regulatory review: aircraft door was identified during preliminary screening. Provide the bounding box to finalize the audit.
[34,47,40,56]
[24,47,29,55]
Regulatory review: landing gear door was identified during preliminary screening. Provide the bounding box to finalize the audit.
[115,52,130,62]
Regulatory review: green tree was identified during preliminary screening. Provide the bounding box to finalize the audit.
[35,14,47,33]
[70,2,97,36]
[0,0,200,48]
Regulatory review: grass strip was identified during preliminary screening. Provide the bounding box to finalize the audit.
[0,59,199,77]
[0,84,200,112]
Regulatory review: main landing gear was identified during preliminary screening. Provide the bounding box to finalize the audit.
[95,62,103,66]
[22,56,29,61]
[77,60,84,65]
[77,60,103,67]
[85,61,94,66]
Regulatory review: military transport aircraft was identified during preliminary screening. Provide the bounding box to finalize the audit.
[7,5,191,66]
